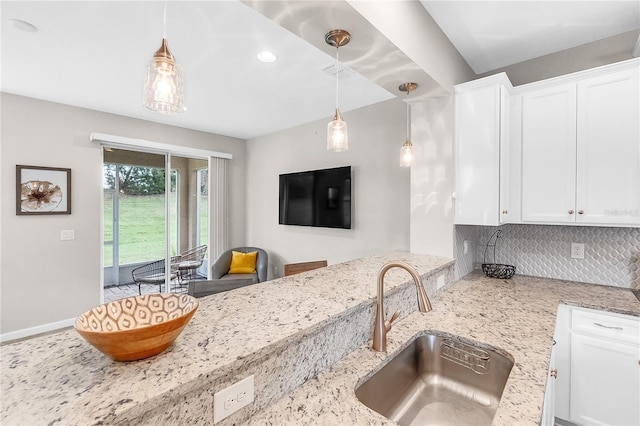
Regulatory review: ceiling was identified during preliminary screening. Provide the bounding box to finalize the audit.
[421,0,640,74]
[1,1,398,140]
[2,1,639,140]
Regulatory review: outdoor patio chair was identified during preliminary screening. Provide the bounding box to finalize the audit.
[176,244,208,284]
[131,256,180,295]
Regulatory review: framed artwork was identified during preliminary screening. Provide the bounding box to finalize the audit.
[16,165,72,215]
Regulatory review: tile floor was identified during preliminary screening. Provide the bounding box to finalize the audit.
[103,281,189,303]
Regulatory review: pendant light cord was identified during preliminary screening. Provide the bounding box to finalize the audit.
[335,48,340,111]
[162,1,167,39]
[406,102,411,140]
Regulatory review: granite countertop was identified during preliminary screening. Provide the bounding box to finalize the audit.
[245,272,640,426]
[3,251,638,426]
[0,251,454,425]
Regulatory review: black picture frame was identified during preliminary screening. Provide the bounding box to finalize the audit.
[16,165,72,215]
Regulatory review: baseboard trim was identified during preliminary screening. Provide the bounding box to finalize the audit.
[555,417,580,426]
[0,318,75,344]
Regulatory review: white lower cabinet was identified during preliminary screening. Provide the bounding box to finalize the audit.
[553,305,640,426]
[541,342,557,426]
[570,333,639,425]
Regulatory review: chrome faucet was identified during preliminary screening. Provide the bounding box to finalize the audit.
[372,261,433,352]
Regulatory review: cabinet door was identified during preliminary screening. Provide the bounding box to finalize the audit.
[541,344,556,426]
[498,86,511,223]
[576,68,640,225]
[454,84,502,225]
[570,333,640,426]
[553,305,571,421]
[521,84,577,223]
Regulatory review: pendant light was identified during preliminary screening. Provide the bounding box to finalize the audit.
[325,29,351,152]
[399,82,418,167]
[143,2,184,114]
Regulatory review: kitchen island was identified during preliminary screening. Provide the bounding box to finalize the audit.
[0,251,455,425]
[1,251,638,425]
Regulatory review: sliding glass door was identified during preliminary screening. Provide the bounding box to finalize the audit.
[103,148,208,300]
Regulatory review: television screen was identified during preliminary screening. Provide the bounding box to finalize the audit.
[279,166,351,229]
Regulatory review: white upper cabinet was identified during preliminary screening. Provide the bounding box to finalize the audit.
[521,83,577,223]
[519,60,640,226]
[454,74,512,225]
[454,58,639,227]
[576,68,640,225]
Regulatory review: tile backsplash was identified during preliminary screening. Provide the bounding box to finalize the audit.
[455,224,640,289]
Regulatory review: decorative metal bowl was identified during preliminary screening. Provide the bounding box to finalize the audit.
[75,293,198,362]
[482,263,516,279]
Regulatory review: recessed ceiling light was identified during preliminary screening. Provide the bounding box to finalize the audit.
[257,51,277,63]
[9,19,38,33]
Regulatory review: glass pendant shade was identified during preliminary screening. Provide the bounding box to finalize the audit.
[325,29,350,152]
[400,139,415,167]
[327,109,349,152]
[143,38,184,114]
[399,84,418,168]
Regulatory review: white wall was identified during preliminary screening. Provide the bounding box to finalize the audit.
[410,96,455,258]
[0,93,247,337]
[245,98,411,277]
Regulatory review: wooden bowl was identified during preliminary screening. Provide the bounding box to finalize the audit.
[75,293,198,361]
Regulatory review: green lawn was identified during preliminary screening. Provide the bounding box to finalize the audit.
[104,192,206,267]
[104,193,167,266]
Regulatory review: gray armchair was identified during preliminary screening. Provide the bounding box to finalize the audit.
[188,247,268,298]
[211,246,268,283]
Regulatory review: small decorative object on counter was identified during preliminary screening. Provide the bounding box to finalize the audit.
[75,293,198,361]
[481,229,515,279]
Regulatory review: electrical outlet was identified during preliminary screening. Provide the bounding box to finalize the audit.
[437,274,445,290]
[213,375,255,423]
[571,243,585,259]
[463,240,469,255]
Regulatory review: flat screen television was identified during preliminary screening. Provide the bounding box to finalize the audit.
[279,166,351,229]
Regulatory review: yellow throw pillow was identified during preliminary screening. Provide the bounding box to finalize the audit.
[229,251,258,274]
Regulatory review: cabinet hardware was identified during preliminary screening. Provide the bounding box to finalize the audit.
[550,369,558,378]
[568,210,574,214]
[578,210,584,214]
[502,210,508,214]
[593,322,623,330]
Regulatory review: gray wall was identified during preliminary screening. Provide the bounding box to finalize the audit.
[0,93,247,335]
[245,97,412,277]
[478,30,640,86]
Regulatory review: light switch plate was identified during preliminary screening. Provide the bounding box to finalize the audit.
[213,375,254,423]
[60,229,75,240]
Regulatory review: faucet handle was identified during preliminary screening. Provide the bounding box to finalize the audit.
[385,311,400,332]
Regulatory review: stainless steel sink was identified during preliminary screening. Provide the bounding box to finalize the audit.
[355,332,514,426]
